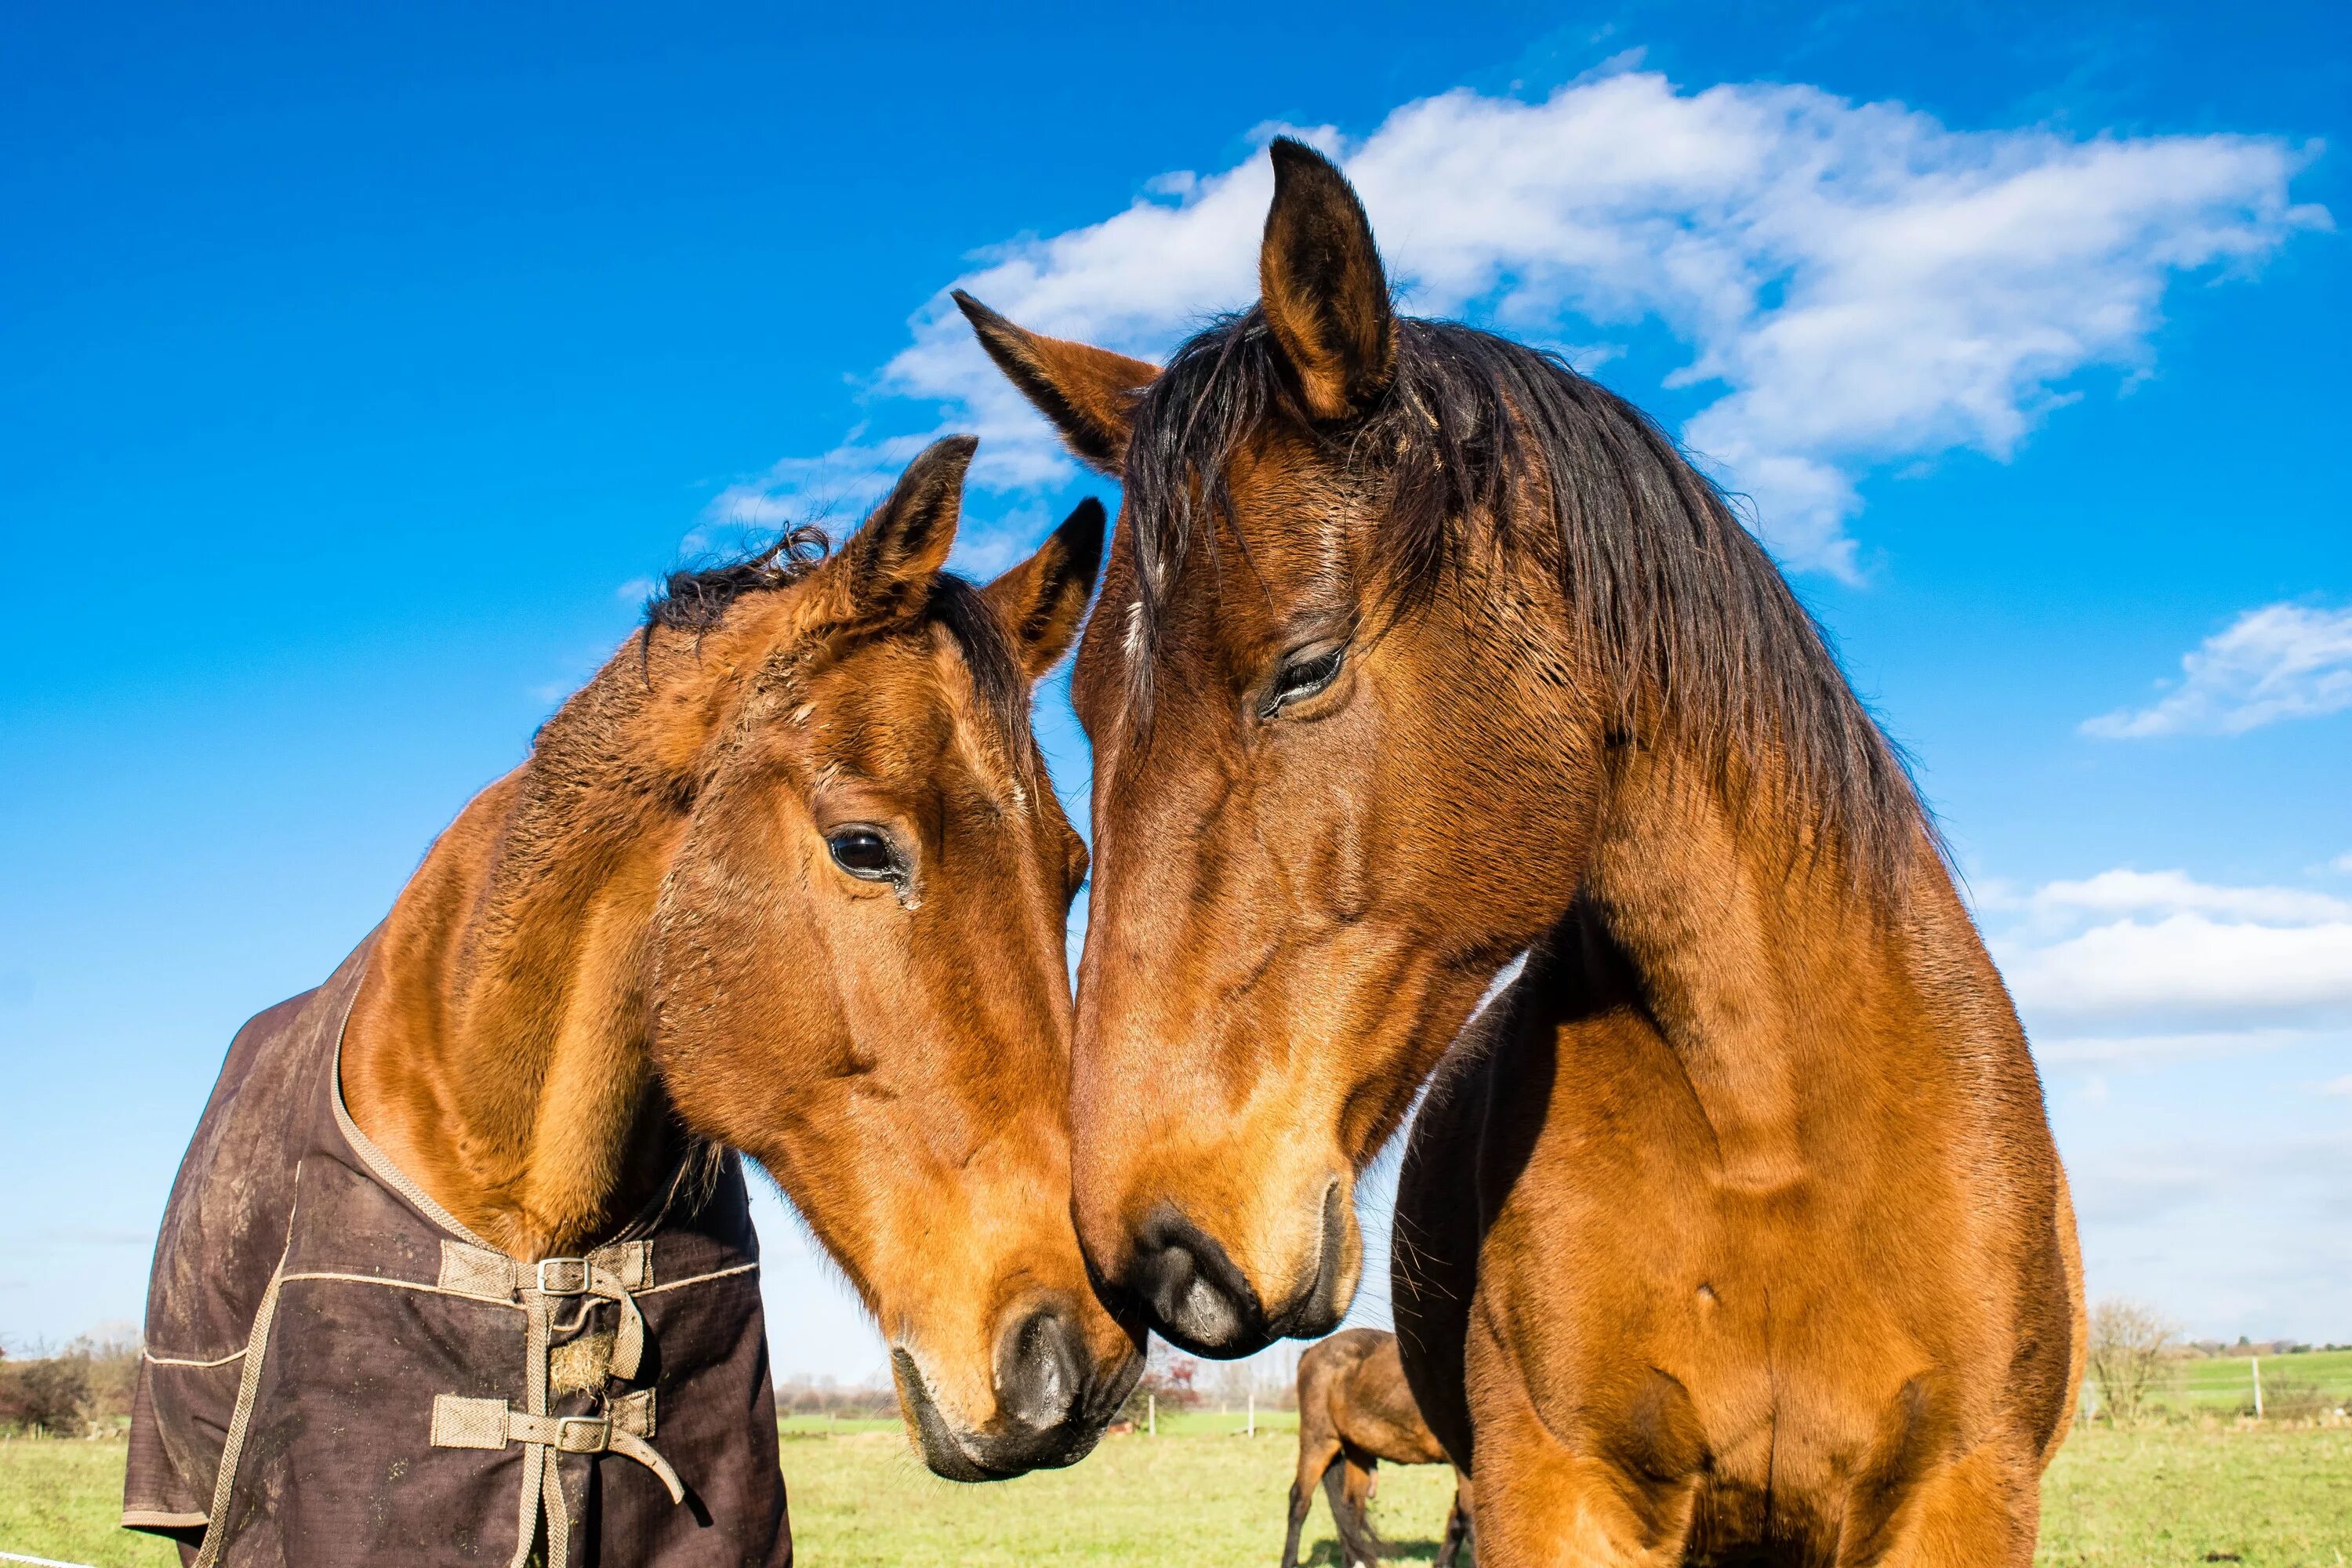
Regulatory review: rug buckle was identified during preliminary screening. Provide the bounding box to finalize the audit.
[536,1257,590,1295]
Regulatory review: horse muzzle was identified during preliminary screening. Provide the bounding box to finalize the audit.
[891,1304,1142,1480]
[1119,1180,1353,1358]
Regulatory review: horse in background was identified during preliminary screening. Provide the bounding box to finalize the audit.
[1284,1329,1470,1568]
[957,138,2082,1566]
[129,437,1139,1568]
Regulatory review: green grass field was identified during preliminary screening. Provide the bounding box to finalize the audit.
[2163,1351,2352,1411]
[5,1422,2347,1566]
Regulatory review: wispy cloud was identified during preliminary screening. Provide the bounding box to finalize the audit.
[2068,1133,2352,1230]
[2085,603,2352,739]
[2032,1027,2326,1066]
[2028,868,2350,924]
[722,67,2324,579]
[706,434,938,540]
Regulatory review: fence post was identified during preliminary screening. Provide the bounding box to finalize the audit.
[2252,1356,2263,1418]
[1248,1388,1256,1437]
[1148,1392,1156,1437]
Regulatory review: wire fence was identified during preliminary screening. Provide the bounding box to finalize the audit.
[2085,1348,2352,1421]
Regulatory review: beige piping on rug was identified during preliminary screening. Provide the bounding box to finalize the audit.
[140,1347,248,1369]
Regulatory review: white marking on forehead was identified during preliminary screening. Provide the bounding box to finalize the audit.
[1316,503,1349,586]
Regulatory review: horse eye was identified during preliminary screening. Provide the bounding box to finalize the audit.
[826,829,898,880]
[1265,646,1345,717]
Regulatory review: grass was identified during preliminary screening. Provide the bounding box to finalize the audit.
[2,1421,2346,1566]
[0,1438,174,1568]
[2037,1425,2352,1566]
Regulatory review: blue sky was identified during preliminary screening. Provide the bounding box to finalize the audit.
[3,2,2346,1385]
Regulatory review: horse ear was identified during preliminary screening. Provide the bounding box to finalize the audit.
[954,292,1156,476]
[829,434,975,616]
[982,498,1107,678]
[1260,137,1395,421]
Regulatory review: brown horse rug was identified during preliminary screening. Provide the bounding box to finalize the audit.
[123,936,790,1567]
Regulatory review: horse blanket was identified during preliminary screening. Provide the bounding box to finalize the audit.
[124,935,792,1567]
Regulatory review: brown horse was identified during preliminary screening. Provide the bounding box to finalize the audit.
[956,140,2084,1565]
[341,436,1141,1478]
[1285,1329,1470,1568]
[129,437,1143,1566]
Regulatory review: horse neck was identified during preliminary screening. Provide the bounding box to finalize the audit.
[343,684,691,1259]
[1576,740,1985,1192]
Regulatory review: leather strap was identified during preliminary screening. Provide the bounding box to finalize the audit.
[432,1391,684,1504]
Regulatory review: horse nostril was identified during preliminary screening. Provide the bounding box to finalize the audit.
[1129,1208,1270,1356]
[1265,1177,1349,1341]
[995,1309,1087,1434]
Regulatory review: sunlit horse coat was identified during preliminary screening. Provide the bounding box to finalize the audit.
[124,936,791,1567]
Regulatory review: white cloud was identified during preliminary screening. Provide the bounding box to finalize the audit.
[724,67,2324,579]
[2006,913,2352,1025]
[706,434,938,538]
[2085,603,2352,739]
[2064,1130,2352,1290]
[2002,869,2352,1336]
[1994,868,2352,1035]
[2030,869,2350,924]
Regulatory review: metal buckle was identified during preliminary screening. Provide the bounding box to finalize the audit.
[535,1257,590,1295]
[554,1414,609,1454]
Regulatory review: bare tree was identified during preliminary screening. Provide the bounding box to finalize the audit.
[2086,1298,2177,1427]
[1204,1342,1301,1413]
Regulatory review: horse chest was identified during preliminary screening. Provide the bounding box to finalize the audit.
[125,937,791,1568]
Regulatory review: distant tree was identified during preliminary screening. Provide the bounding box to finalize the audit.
[2086,1298,2178,1428]
[770,1377,897,1420]
[69,1326,143,1427]
[1119,1345,1203,1424]
[0,1353,93,1436]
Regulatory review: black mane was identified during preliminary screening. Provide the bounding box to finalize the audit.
[1120,309,1928,880]
[644,523,831,637]
[641,524,1034,760]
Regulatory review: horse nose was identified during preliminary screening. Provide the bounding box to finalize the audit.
[898,1302,1138,1480]
[993,1307,1090,1437]
[1123,1185,1350,1356]
[1128,1207,1273,1356]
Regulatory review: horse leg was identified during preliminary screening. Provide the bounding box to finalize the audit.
[1284,1436,1340,1568]
[1472,1446,1690,1566]
[1847,1439,2038,1568]
[1322,1452,1383,1568]
[1465,1317,1695,1566]
[1437,1472,1473,1568]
